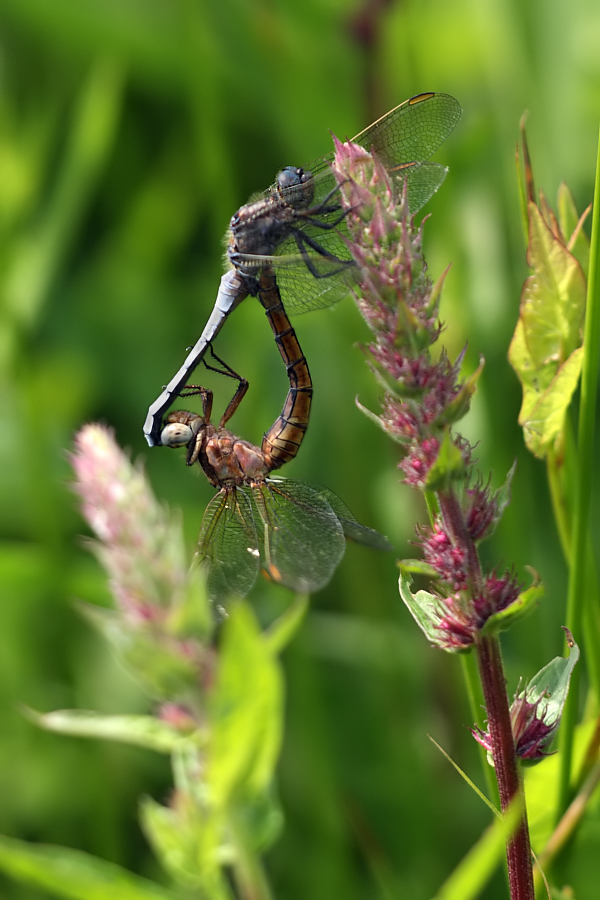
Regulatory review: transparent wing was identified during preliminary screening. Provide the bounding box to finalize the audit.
[239,94,461,313]
[350,92,461,174]
[235,250,358,314]
[267,92,460,210]
[251,479,345,593]
[197,488,260,606]
[308,484,393,551]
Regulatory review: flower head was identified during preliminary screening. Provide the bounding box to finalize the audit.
[71,424,213,702]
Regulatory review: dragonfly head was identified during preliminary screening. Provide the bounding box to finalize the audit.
[276,166,315,208]
[161,411,206,465]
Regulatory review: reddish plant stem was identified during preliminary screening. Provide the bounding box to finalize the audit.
[476,636,534,900]
[438,489,483,593]
[439,489,534,899]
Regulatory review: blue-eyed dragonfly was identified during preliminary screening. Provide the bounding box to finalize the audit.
[144,92,461,446]
[161,373,390,605]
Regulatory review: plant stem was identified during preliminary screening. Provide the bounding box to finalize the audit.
[476,635,534,900]
[437,489,482,592]
[460,653,500,806]
[558,123,600,817]
[229,811,274,900]
[438,487,534,898]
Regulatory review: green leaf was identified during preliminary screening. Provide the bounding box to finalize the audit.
[423,428,466,491]
[398,571,445,647]
[509,200,586,458]
[431,797,523,900]
[522,202,586,366]
[557,182,590,276]
[398,558,439,579]
[515,345,583,458]
[139,795,231,898]
[441,357,484,424]
[481,571,545,635]
[520,629,580,764]
[0,834,176,900]
[526,716,596,851]
[27,709,189,753]
[355,397,406,443]
[208,603,283,805]
[492,462,516,530]
[264,594,309,655]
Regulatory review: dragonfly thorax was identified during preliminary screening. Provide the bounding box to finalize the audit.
[228,200,298,265]
[204,430,270,487]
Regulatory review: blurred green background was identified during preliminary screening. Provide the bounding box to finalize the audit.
[1,0,599,897]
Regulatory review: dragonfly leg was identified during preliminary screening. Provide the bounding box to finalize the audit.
[177,385,213,422]
[290,227,355,279]
[219,379,249,428]
[299,202,349,231]
[305,177,347,213]
[200,345,249,428]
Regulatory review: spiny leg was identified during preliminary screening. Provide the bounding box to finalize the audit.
[291,228,355,279]
[201,345,249,429]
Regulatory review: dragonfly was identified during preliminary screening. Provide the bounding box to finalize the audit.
[161,378,391,605]
[160,266,313,469]
[144,92,461,446]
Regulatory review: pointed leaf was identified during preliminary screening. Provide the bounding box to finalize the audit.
[398,558,439,579]
[481,572,544,635]
[140,796,230,898]
[264,595,309,655]
[524,628,579,727]
[424,428,466,490]
[432,797,523,900]
[0,835,176,900]
[398,571,444,645]
[521,202,586,367]
[518,347,583,458]
[441,357,484,424]
[557,182,590,276]
[27,709,188,753]
[208,604,283,805]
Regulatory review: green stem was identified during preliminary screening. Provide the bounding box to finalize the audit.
[229,810,274,900]
[557,123,600,817]
[545,443,571,564]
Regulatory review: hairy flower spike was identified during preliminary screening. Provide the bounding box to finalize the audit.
[331,138,526,647]
[71,424,213,702]
[71,425,189,619]
[332,139,473,485]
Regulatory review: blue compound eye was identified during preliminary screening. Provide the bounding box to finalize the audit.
[276,166,314,207]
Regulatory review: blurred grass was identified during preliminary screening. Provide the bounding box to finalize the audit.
[0,0,599,897]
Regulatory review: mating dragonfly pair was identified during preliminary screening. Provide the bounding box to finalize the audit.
[145,92,461,603]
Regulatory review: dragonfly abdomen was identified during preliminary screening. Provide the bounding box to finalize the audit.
[257,268,312,470]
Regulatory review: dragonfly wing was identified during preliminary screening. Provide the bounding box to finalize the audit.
[271,252,357,314]
[304,483,393,551]
[353,92,462,170]
[403,161,448,214]
[252,480,346,593]
[234,248,358,314]
[197,488,260,605]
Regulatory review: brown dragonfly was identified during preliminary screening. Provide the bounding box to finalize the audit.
[161,350,390,604]
[165,266,313,470]
[144,92,461,446]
